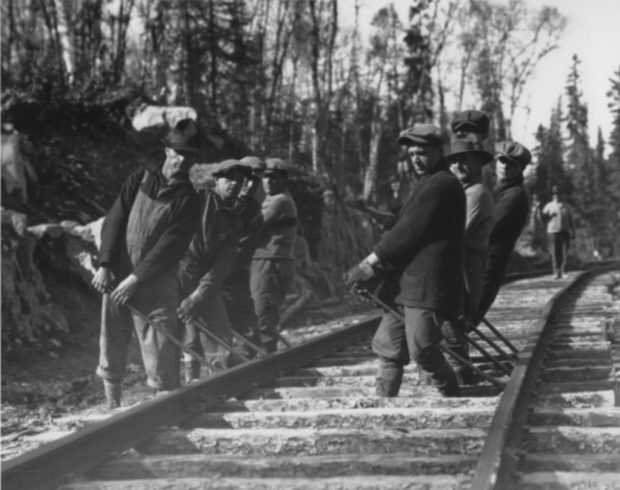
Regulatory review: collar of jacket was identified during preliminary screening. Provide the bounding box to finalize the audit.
[494,174,523,193]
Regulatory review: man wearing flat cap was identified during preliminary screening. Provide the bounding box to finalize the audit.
[177,158,251,381]
[250,158,298,353]
[344,123,466,397]
[472,141,532,325]
[92,118,201,408]
[451,109,490,138]
[222,156,266,354]
[445,133,494,384]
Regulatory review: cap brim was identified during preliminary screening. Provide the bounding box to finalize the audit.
[496,154,525,167]
[446,149,494,165]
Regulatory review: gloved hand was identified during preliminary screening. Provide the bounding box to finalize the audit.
[177,292,202,323]
[343,261,376,289]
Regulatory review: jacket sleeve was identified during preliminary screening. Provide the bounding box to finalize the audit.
[99,169,144,267]
[374,181,442,266]
[132,193,200,281]
[192,211,241,299]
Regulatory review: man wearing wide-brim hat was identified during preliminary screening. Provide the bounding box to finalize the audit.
[343,123,466,397]
[92,118,201,408]
[177,158,252,381]
[445,133,495,384]
[471,140,532,325]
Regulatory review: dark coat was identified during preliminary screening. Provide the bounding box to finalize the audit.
[99,167,199,282]
[473,177,529,323]
[488,178,529,250]
[374,167,465,318]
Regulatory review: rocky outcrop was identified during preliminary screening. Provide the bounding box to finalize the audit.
[1,208,102,352]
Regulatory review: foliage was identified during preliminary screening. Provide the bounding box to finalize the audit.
[0,0,566,205]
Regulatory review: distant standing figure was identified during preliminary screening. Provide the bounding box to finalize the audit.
[472,141,532,326]
[92,118,200,409]
[541,185,575,279]
[250,158,298,353]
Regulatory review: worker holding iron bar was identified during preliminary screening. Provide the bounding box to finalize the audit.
[344,124,466,397]
[177,159,250,382]
[92,118,200,409]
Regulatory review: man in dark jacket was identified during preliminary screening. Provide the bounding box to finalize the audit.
[92,118,200,408]
[472,141,531,325]
[344,124,466,397]
[177,159,249,381]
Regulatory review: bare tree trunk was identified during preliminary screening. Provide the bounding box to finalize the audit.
[363,99,386,203]
[52,0,75,84]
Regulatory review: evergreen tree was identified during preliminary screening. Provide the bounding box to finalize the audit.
[604,66,620,255]
[534,99,568,202]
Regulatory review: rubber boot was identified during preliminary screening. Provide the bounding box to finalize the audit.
[428,361,461,397]
[103,381,121,410]
[375,361,404,397]
[184,359,201,383]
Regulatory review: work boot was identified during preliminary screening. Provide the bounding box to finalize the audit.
[103,381,121,410]
[184,359,201,383]
[375,361,404,397]
[428,361,461,397]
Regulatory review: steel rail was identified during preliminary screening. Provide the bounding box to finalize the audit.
[470,269,597,490]
[1,316,380,490]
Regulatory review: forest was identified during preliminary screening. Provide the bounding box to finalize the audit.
[2,0,620,267]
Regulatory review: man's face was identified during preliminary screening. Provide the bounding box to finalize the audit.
[407,144,443,177]
[262,171,286,195]
[449,153,483,185]
[163,148,197,180]
[495,157,522,182]
[215,170,245,202]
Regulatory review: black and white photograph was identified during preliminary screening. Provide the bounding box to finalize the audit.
[1,0,619,488]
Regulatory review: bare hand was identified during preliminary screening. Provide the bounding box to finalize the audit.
[110,274,139,305]
[92,266,114,294]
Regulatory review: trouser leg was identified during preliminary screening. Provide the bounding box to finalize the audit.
[222,272,262,357]
[130,274,181,391]
[442,317,473,385]
[251,259,294,353]
[405,308,460,397]
[550,233,561,276]
[372,310,409,397]
[96,293,134,384]
[559,232,569,275]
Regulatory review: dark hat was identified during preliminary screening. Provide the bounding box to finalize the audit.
[164,118,201,153]
[240,155,266,173]
[264,158,289,175]
[445,134,493,165]
[451,110,490,135]
[551,185,560,194]
[212,159,251,178]
[495,141,532,168]
[397,124,443,147]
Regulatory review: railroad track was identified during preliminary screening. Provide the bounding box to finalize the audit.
[2,268,619,490]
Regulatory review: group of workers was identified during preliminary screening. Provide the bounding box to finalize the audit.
[91,109,573,408]
[344,109,534,397]
[91,118,298,408]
